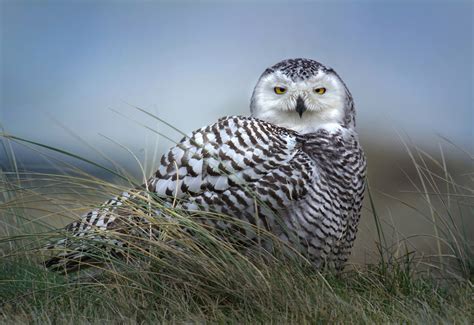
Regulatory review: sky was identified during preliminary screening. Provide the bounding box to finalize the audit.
[1,0,472,172]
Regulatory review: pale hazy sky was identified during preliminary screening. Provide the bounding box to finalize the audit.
[1,0,472,170]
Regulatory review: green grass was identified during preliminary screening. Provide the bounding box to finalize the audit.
[0,129,473,323]
[0,252,471,323]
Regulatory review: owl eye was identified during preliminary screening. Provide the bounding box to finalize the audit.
[274,87,287,94]
[314,87,326,95]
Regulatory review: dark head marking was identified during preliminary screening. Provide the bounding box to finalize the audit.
[262,58,333,80]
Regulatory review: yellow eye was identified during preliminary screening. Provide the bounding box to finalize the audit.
[314,87,326,95]
[274,87,287,94]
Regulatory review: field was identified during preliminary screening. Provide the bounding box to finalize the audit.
[0,132,473,323]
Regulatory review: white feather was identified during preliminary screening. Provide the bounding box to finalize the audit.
[250,70,348,134]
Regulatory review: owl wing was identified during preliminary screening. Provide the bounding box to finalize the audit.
[149,116,314,208]
[44,116,316,273]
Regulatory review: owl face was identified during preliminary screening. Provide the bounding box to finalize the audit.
[250,59,354,134]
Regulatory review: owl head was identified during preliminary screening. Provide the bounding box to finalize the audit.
[250,58,355,134]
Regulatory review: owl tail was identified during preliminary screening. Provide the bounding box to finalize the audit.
[42,232,129,275]
[42,189,163,275]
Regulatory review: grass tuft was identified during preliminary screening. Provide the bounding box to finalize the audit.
[0,127,472,323]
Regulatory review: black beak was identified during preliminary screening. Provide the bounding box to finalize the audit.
[295,96,307,118]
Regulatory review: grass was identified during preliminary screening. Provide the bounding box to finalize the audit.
[0,125,473,323]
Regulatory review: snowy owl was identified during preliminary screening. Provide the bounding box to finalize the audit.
[45,58,366,273]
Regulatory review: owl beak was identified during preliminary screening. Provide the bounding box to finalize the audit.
[295,96,307,118]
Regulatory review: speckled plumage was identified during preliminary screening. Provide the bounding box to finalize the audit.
[45,58,366,273]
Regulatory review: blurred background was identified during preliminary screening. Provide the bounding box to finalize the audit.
[1,0,472,266]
